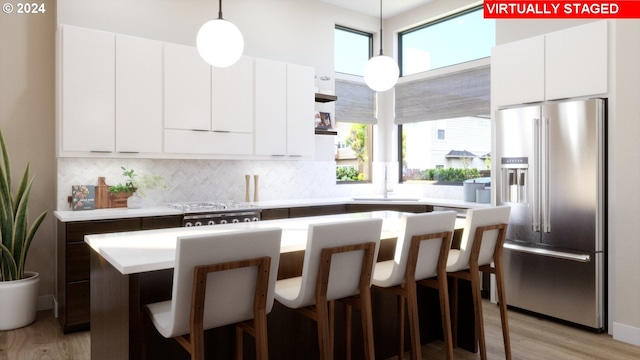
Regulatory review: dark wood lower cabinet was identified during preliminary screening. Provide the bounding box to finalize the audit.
[57,215,182,333]
[91,242,476,360]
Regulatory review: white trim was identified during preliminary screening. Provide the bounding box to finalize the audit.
[37,294,55,312]
[613,321,640,346]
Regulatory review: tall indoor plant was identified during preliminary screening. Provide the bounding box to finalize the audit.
[0,128,47,330]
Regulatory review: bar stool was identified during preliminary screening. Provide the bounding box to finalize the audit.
[446,205,511,360]
[372,211,457,360]
[274,218,383,360]
[143,228,282,360]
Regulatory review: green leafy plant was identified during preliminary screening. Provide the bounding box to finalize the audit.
[108,167,168,197]
[336,166,360,181]
[0,129,47,281]
[108,167,136,195]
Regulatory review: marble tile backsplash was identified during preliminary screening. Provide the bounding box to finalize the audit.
[56,158,464,211]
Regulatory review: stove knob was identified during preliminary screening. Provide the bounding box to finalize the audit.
[220,219,227,224]
[195,221,202,226]
[244,218,251,222]
[208,220,215,225]
[185,222,193,227]
[232,219,240,223]
[252,217,259,222]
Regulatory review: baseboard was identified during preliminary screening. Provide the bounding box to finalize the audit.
[613,321,640,346]
[37,294,54,312]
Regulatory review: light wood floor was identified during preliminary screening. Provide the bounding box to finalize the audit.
[1,300,640,359]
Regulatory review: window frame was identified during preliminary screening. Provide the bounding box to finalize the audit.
[334,25,375,184]
[398,5,488,77]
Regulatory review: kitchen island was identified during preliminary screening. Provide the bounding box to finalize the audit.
[86,211,477,360]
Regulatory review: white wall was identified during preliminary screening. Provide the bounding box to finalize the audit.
[0,0,56,309]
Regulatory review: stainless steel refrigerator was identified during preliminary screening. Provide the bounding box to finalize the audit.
[495,98,606,331]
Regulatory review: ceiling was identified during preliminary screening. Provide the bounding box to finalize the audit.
[318,0,435,18]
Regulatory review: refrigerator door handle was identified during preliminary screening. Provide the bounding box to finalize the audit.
[543,117,551,233]
[532,117,541,232]
[504,243,591,263]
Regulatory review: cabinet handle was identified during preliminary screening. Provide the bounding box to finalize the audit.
[118,151,139,154]
[213,130,231,133]
[90,150,113,153]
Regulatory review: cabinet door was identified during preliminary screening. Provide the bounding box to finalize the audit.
[211,56,254,133]
[255,58,287,156]
[115,35,163,153]
[60,25,115,153]
[545,21,608,100]
[164,129,253,155]
[491,35,545,107]
[286,63,315,157]
[164,42,211,131]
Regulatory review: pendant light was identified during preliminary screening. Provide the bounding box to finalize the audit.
[196,0,244,68]
[364,0,399,92]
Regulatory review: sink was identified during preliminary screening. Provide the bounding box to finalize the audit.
[352,196,421,202]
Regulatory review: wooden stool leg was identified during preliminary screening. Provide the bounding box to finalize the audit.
[345,303,352,360]
[450,276,459,348]
[438,274,454,360]
[316,300,333,360]
[235,326,243,360]
[494,262,512,360]
[397,294,405,360]
[255,314,270,360]
[405,281,422,360]
[360,288,376,360]
[470,268,487,360]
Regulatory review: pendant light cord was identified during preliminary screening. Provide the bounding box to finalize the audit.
[378,0,384,56]
[218,0,223,19]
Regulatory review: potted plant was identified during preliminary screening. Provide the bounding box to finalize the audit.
[0,129,47,330]
[108,167,168,208]
[108,167,137,208]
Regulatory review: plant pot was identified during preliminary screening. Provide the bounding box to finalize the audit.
[110,191,133,208]
[0,271,40,330]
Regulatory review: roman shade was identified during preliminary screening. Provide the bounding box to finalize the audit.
[395,65,490,124]
[335,79,376,124]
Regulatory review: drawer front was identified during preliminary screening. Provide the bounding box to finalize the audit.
[66,218,141,242]
[66,281,90,326]
[261,208,289,220]
[289,205,346,218]
[66,242,90,282]
[141,215,183,230]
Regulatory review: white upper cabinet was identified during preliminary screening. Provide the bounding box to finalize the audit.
[492,20,608,107]
[255,58,287,156]
[545,21,608,101]
[115,34,163,153]
[491,35,545,107]
[164,42,211,131]
[60,25,115,153]
[286,63,315,157]
[211,56,254,133]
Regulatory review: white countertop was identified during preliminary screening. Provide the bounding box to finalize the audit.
[85,211,409,275]
[56,196,489,222]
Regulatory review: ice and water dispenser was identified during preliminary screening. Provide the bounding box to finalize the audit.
[501,157,528,203]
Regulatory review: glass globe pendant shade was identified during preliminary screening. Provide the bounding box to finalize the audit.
[196,18,244,68]
[364,55,399,92]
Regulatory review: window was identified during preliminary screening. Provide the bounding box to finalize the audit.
[399,7,495,76]
[335,26,372,77]
[397,7,494,183]
[334,26,374,182]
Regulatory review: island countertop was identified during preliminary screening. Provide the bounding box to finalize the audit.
[85,211,414,275]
